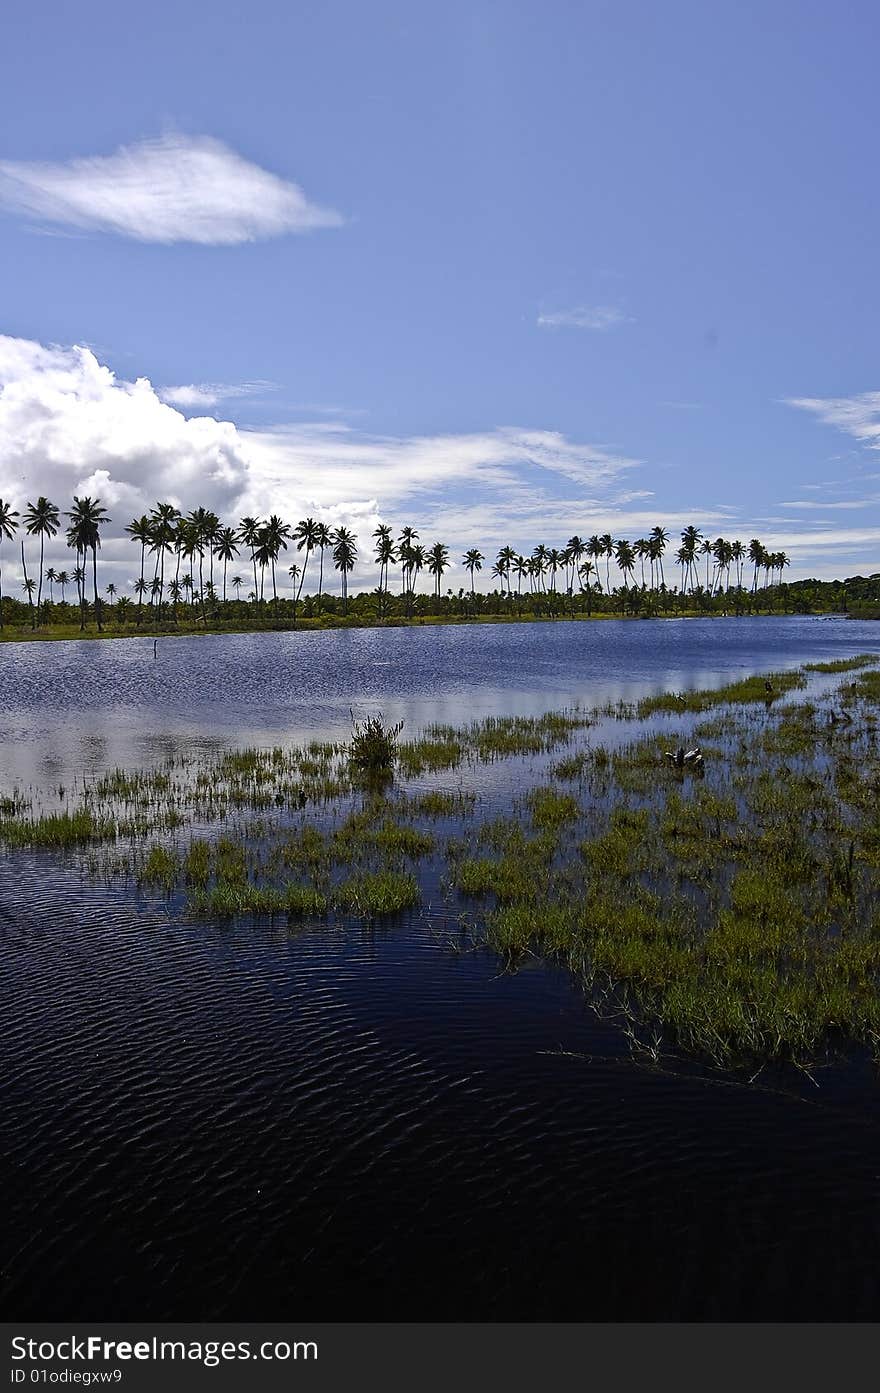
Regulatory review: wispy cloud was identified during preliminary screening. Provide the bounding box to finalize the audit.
[4,334,879,588]
[0,134,343,244]
[537,305,632,331]
[159,381,278,410]
[786,391,880,450]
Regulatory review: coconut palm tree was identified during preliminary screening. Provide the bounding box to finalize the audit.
[565,536,587,593]
[331,526,357,612]
[67,496,110,631]
[649,526,669,588]
[397,527,419,600]
[748,538,765,594]
[633,538,650,589]
[463,547,484,603]
[231,574,243,600]
[292,517,320,625]
[72,565,86,620]
[149,503,180,615]
[0,498,19,630]
[215,526,239,604]
[680,525,703,594]
[238,516,263,613]
[45,567,57,603]
[428,542,450,599]
[373,523,396,617]
[579,560,597,613]
[598,534,614,593]
[56,570,69,604]
[24,496,60,620]
[263,514,291,613]
[125,515,153,626]
[614,538,636,590]
[314,522,332,604]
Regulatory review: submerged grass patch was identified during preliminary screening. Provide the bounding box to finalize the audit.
[6,654,880,1072]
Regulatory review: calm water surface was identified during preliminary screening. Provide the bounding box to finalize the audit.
[3,616,880,1319]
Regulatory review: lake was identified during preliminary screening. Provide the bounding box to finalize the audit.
[3,615,880,1319]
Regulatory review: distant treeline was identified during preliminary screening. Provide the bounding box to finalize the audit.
[0,493,878,634]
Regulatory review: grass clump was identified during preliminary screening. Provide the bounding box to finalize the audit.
[333,870,420,916]
[348,713,404,778]
[0,808,118,847]
[804,654,878,673]
[139,844,179,890]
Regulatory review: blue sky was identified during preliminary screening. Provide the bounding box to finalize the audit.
[1,0,879,591]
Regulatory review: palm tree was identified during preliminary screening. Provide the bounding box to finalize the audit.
[332,526,357,612]
[614,538,635,590]
[463,547,484,603]
[45,567,57,603]
[680,525,703,594]
[239,516,262,613]
[428,542,450,599]
[56,570,69,604]
[202,510,222,596]
[125,515,153,626]
[373,523,396,616]
[578,560,597,614]
[599,534,614,594]
[116,595,132,626]
[398,527,419,598]
[633,538,650,588]
[231,574,243,600]
[292,517,320,625]
[72,565,86,621]
[748,539,765,594]
[67,496,110,631]
[215,526,239,604]
[649,526,669,588]
[314,522,332,604]
[263,514,291,613]
[0,498,19,630]
[149,502,180,616]
[531,544,549,592]
[566,536,587,593]
[700,537,715,593]
[24,496,60,620]
[186,507,214,624]
[167,578,182,625]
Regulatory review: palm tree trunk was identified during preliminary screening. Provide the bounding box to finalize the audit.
[21,541,34,629]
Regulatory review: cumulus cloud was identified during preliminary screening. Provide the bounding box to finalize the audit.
[0,335,252,519]
[537,305,632,331]
[0,135,343,244]
[786,391,880,450]
[4,334,878,590]
[0,335,643,587]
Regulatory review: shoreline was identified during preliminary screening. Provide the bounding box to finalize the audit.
[0,606,856,646]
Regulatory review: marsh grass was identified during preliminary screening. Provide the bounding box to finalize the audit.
[6,656,880,1070]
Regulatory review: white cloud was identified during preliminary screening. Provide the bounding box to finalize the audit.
[0,135,343,244]
[786,391,880,450]
[537,305,632,331]
[3,335,879,590]
[0,335,251,518]
[159,381,277,409]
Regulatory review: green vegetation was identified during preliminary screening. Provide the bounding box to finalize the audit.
[4,653,880,1074]
[348,713,404,778]
[4,488,879,642]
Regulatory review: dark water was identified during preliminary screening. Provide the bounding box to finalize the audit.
[3,616,880,1319]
